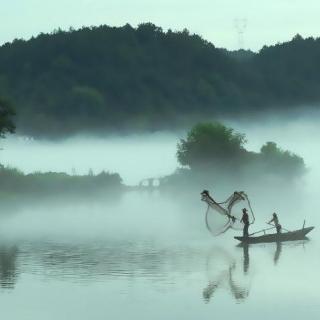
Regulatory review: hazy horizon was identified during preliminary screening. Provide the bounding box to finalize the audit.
[1,112,319,186]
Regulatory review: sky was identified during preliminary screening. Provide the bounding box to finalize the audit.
[1,0,320,51]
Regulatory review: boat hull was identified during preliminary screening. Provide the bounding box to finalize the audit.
[234,227,314,244]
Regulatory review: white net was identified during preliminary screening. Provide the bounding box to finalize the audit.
[201,190,255,236]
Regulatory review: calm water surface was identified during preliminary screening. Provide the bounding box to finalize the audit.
[0,191,318,320]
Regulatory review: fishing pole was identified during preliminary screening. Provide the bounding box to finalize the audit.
[249,226,276,236]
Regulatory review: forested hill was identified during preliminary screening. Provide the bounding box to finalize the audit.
[0,24,319,137]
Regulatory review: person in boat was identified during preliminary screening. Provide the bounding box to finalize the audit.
[240,208,250,238]
[201,190,216,204]
[268,212,282,234]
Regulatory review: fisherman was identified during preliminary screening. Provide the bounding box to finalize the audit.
[268,212,282,234]
[201,190,216,204]
[240,208,250,238]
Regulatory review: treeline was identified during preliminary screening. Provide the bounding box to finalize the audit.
[0,24,320,137]
[161,122,305,191]
[0,165,123,197]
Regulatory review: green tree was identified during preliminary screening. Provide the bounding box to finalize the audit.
[0,97,15,137]
[177,122,247,169]
[260,142,306,177]
[176,122,305,181]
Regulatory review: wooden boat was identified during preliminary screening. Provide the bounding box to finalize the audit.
[234,226,314,244]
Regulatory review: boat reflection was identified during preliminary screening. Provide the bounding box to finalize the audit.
[238,241,283,268]
[202,240,297,303]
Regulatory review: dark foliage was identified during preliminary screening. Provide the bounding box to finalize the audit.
[175,122,305,183]
[0,165,123,196]
[177,122,247,170]
[0,25,319,137]
[0,97,15,137]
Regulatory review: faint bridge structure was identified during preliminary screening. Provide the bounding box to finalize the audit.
[138,177,161,190]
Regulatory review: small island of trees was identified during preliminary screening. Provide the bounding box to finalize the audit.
[0,96,124,201]
[162,122,305,190]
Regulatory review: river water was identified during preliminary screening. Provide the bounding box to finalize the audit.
[0,117,319,319]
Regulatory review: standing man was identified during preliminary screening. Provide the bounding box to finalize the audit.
[241,208,250,238]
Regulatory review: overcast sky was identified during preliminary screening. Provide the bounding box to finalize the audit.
[1,0,320,51]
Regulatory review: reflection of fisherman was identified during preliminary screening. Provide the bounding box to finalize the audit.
[268,212,282,234]
[242,244,249,274]
[240,208,250,238]
[201,190,216,204]
[274,242,282,265]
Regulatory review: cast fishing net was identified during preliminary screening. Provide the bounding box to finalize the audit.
[201,191,255,236]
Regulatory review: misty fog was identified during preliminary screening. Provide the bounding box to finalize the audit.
[0,112,319,242]
[0,113,319,320]
[0,132,178,186]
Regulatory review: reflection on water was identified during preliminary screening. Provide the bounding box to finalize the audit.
[0,245,18,289]
[5,241,221,283]
[239,241,284,269]
[0,236,316,320]
[243,244,250,273]
[203,246,250,303]
[274,242,282,265]
[240,242,283,270]
[0,240,309,292]
[203,240,308,304]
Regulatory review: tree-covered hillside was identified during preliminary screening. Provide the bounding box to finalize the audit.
[0,24,319,137]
